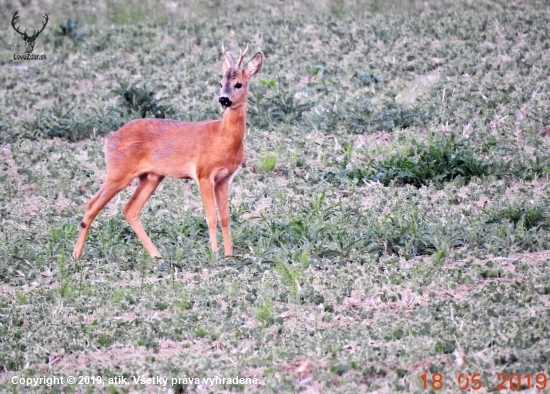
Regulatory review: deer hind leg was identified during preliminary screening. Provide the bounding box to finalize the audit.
[123,173,164,258]
[214,178,232,255]
[198,178,218,253]
[73,174,132,259]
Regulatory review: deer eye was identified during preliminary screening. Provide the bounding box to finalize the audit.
[219,83,222,88]
[235,83,243,89]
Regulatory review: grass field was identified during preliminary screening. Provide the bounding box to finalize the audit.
[1,0,550,392]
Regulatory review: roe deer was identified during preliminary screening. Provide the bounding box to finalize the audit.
[73,46,262,259]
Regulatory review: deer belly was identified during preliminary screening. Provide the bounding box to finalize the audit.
[176,162,198,180]
[155,161,197,180]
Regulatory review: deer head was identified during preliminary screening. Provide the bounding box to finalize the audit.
[218,45,262,110]
[11,11,49,54]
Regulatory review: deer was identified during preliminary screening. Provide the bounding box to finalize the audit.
[72,45,262,259]
[11,11,49,54]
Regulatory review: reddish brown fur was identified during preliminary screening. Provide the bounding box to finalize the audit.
[72,49,262,259]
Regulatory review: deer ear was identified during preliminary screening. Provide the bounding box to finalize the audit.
[223,52,235,73]
[245,52,262,78]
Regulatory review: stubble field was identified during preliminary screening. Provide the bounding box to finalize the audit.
[1,0,550,392]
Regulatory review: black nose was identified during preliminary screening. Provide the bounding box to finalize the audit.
[219,96,232,108]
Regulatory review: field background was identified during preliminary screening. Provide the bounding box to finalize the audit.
[1,0,550,392]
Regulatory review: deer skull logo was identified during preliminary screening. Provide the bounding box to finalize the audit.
[11,11,49,54]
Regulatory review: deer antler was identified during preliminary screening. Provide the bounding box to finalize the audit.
[222,43,235,69]
[30,13,49,39]
[11,11,48,39]
[236,44,249,69]
[11,11,26,38]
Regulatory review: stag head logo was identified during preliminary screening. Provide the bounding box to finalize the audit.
[11,10,49,54]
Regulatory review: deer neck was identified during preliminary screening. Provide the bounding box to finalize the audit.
[220,104,247,143]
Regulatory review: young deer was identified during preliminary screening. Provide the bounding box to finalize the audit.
[73,46,262,259]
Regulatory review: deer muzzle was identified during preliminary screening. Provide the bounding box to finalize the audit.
[218,96,232,110]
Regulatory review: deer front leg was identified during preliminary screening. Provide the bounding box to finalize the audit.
[198,178,218,253]
[214,178,232,255]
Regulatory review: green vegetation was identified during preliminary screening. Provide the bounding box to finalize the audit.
[118,82,175,119]
[258,154,277,173]
[55,19,86,45]
[350,134,494,187]
[1,0,550,392]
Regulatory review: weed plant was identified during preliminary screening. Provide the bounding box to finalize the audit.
[366,134,492,187]
[55,19,86,45]
[118,82,175,119]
